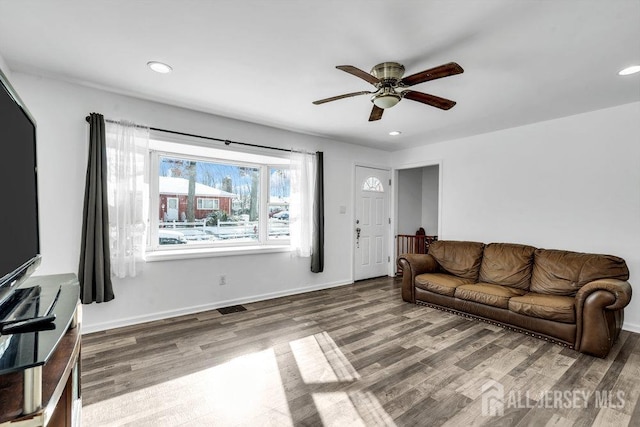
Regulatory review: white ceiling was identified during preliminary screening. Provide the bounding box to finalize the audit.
[0,0,639,151]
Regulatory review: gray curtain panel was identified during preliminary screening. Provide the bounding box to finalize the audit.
[311,151,324,273]
[79,113,114,303]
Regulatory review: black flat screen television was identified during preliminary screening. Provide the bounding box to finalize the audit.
[0,69,40,309]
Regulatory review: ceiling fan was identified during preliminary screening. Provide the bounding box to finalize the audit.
[312,61,464,121]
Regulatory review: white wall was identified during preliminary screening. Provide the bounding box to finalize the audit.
[0,52,10,80]
[421,165,439,235]
[10,72,391,333]
[392,102,640,331]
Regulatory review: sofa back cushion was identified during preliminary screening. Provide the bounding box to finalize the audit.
[479,243,536,290]
[530,249,629,296]
[428,240,484,280]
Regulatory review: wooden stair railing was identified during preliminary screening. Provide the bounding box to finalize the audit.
[395,234,437,275]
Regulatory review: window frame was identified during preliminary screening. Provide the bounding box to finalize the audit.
[148,144,291,256]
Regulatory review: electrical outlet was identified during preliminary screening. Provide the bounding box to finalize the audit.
[219,275,227,286]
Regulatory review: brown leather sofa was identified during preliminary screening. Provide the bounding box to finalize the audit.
[397,241,632,357]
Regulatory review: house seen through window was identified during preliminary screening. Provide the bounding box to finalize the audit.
[150,138,290,250]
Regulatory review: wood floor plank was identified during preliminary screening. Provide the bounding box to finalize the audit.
[81,277,640,426]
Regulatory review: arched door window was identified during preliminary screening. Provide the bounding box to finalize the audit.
[362,176,384,192]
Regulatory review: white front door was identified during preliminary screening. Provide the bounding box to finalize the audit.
[354,166,390,281]
[166,197,179,221]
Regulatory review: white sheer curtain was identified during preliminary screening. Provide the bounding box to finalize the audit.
[289,150,315,257]
[105,121,149,278]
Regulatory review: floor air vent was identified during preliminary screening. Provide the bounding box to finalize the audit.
[217,305,247,315]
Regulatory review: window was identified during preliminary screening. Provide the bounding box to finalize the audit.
[197,198,220,210]
[362,176,384,192]
[149,138,290,253]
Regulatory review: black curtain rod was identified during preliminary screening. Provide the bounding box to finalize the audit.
[85,115,309,154]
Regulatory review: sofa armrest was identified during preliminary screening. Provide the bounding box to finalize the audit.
[575,279,632,311]
[397,253,439,303]
[575,279,632,357]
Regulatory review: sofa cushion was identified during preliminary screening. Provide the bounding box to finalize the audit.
[415,273,474,297]
[530,249,629,296]
[479,243,536,290]
[428,240,485,280]
[454,283,527,309]
[509,293,575,324]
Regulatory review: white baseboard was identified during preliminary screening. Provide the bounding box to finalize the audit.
[82,279,352,334]
[622,321,640,334]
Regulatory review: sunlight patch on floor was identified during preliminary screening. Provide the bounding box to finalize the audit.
[83,348,292,426]
[291,332,395,426]
[313,391,396,427]
[83,331,395,426]
[290,331,360,384]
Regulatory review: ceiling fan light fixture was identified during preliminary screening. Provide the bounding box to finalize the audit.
[618,65,640,76]
[147,61,173,74]
[372,94,401,109]
[313,61,463,121]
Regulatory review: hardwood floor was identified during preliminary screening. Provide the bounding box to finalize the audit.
[81,277,640,426]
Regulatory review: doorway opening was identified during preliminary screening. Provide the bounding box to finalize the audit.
[395,164,440,274]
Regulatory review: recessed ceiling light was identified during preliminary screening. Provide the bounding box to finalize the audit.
[147,61,173,74]
[618,65,640,76]
[389,131,402,136]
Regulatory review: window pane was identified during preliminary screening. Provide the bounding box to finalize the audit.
[158,156,259,245]
[268,167,290,238]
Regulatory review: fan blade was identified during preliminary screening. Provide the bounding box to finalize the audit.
[400,62,464,87]
[312,91,372,105]
[336,65,380,85]
[368,105,384,121]
[402,91,457,110]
